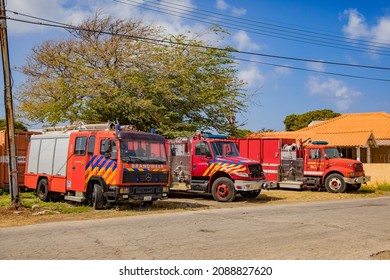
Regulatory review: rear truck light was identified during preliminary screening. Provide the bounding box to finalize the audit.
[233,172,249,177]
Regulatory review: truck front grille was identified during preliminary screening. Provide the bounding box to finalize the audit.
[248,164,264,179]
[123,171,169,183]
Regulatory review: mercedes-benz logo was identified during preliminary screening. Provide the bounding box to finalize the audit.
[145,173,152,181]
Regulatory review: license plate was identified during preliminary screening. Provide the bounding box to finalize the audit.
[143,196,152,201]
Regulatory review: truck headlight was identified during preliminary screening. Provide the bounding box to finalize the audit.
[233,172,249,177]
[119,188,129,194]
[348,172,355,177]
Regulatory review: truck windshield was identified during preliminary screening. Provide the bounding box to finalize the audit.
[325,148,341,159]
[211,141,240,157]
[120,139,167,164]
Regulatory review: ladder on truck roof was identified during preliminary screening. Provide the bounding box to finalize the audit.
[43,121,119,133]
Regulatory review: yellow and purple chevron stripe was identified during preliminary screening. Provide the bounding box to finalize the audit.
[85,155,118,185]
[202,158,247,176]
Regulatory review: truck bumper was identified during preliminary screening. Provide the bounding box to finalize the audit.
[234,180,268,191]
[344,176,371,185]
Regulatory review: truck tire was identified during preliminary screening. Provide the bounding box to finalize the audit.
[240,190,261,199]
[92,184,104,210]
[211,177,237,202]
[37,178,50,202]
[325,174,346,193]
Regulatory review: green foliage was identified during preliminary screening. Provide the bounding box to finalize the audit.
[0,119,28,131]
[376,182,390,192]
[0,191,93,213]
[16,14,249,138]
[284,109,340,131]
[231,128,253,138]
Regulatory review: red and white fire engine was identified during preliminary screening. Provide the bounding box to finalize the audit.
[233,137,370,193]
[24,122,169,209]
[167,131,269,202]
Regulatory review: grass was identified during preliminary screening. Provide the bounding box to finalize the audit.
[0,182,389,228]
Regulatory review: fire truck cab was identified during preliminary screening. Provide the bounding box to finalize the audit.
[25,122,169,209]
[168,131,268,202]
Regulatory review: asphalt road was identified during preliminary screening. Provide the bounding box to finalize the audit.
[1,196,390,260]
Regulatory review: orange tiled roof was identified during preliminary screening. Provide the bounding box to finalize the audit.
[298,112,390,140]
[248,112,389,147]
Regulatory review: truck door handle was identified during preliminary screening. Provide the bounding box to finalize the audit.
[72,166,76,170]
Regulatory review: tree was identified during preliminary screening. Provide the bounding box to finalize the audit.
[16,14,248,138]
[0,119,27,131]
[284,109,340,131]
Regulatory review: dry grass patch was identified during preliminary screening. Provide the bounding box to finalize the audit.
[0,183,389,228]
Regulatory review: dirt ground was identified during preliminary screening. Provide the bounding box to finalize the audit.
[1,189,390,259]
[1,189,388,228]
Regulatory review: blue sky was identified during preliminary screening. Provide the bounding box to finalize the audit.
[1,0,390,131]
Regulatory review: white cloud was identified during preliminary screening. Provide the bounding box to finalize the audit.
[306,76,361,111]
[216,0,229,11]
[371,17,390,44]
[7,0,198,36]
[306,61,325,72]
[342,9,370,39]
[273,66,291,76]
[342,9,390,54]
[233,30,260,51]
[232,7,247,17]
[238,66,265,88]
[215,0,246,16]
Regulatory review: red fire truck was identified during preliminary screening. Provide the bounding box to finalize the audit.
[167,131,268,202]
[24,122,169,209]
[233,137,370,193]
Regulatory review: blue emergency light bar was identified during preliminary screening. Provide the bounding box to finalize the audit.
[312,141,328,145]
[203,133,227,139]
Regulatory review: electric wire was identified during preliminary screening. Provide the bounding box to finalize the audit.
[5,15,390,82]
[131,0,390,49]
[116,0,390,56]
[7,10,390,71]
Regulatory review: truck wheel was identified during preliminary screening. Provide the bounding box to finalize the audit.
[325,174,346,193]
[92,184,104,210]
[211,177,237,202]
[37,178,50,202]
[240,190,261,199]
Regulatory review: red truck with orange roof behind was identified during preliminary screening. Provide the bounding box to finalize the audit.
[232,137,370,193]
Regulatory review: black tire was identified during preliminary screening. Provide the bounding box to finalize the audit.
[325,174,346,193]
[240,190,261,199]
[211,177,237,202]
[37,178,50,202]
[347,183,361,192]
[92,184,104,210]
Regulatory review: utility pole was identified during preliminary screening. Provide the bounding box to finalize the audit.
[0,0,19,208]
